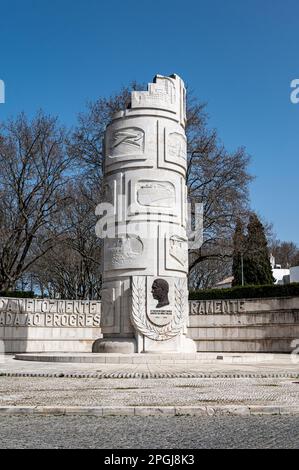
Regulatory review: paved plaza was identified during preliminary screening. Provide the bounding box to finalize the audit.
[0,354,299,416]
[1,375,299,409]
[1,354,299,449]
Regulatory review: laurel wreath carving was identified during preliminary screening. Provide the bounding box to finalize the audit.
[131,277,187,341]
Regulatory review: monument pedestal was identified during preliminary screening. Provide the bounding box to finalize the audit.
[92,338,137,354]
[93,332,196,355]
[139,333,197,354]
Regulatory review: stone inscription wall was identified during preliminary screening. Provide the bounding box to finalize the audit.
[188,297,299,353]
[0,298,101,328]
[2,296,299,353]
[0,298,102,353]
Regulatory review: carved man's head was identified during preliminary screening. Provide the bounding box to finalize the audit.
[151,279,170,308]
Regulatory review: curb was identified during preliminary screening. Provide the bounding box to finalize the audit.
[1,371,299,379]
[0,405,299,416]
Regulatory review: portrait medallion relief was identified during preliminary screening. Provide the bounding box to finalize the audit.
[146,278,173,327]
[151,279,170,308]
[131,276,188,340]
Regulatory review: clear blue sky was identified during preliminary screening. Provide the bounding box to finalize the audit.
[0,0,298,243]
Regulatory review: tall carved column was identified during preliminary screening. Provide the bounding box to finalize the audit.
[94,74,196,354]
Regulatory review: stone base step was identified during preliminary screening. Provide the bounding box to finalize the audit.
[14,352,276,365]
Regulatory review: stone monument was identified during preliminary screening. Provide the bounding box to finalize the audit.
[93,74,196,354]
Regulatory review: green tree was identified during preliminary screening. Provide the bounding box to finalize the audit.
[243,214,275,285]
[232,218,246,286]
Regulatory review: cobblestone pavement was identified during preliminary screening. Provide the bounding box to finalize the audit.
[0,415,298,449]
[1,375,299,407]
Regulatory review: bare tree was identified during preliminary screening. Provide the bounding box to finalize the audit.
[0,81,254,295]
[31,178,102,299]
[70,82,143,176]
[186,94,253,286]
[189,249,232,289]
[0,112,72,291]
[270,240,299,268]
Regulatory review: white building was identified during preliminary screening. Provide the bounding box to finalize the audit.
[272,268,290,285]
[270,254,290,285]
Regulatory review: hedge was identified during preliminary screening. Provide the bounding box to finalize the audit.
[189,283,299,300]
[0,291,35,298]
[2,285,299,301]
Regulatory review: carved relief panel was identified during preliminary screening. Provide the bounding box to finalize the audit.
[167,132,187,163]
[157,225,189,276]
[104,119,157,172]
[103,223,158,277]
[136,181,175,208]
[109,127,145,157]
[156,121,188,175]
[126,173,183,224]
[104,235,143,270]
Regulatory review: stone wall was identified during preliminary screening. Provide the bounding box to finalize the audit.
[1,296,299,353]
[188,297,299,352]
[0,298,102,353]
